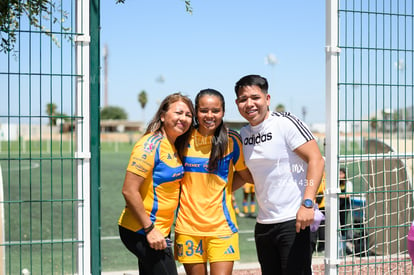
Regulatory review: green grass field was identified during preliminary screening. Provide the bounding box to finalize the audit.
[1,140,258,273]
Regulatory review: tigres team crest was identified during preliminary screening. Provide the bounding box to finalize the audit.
[143,141,155,153]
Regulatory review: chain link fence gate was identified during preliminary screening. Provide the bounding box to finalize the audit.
[0,0,100,274]
[323,0,414,274]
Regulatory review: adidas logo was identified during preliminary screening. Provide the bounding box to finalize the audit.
[224,245,235,254]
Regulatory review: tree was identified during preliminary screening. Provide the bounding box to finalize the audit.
[46,102,58,126]
[115,0,192,13]
[138,90,147,109]
[0,0,70,53]
[1,1,192,53]
[370,116,378,130]
[275,104,285,112]
[101,106,128,120]
[138,90,148,122]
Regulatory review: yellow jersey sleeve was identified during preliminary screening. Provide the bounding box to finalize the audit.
[229,129,248,172]
[118,133,183,236]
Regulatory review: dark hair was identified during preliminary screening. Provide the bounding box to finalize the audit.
[339,167,347,186]
[145,92,195,160]
[195,89,228,172]
[234,74,269,97]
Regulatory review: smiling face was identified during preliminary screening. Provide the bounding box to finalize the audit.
[235,85,270,126]
[161,100,193,142]
[196,94,224,136]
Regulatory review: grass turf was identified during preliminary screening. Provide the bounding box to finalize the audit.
[0,140,258,272]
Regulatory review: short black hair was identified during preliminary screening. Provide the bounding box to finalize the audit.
[234,74,269,97]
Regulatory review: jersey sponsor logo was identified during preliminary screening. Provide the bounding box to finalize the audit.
[243,132,272,145]
[195,135,211,146]
[184,163,201,168]
[132,156,151,167]
[131,161,148,173]
[224,245,235,254]
[172,171,184,178]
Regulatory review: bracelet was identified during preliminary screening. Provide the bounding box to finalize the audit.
[144,223,154,234]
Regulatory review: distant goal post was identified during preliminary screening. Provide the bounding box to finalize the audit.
[338,151,414,257]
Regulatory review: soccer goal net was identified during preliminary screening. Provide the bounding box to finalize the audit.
[338,138,414,259]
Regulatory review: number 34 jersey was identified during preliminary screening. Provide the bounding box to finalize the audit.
[175,129,248,236]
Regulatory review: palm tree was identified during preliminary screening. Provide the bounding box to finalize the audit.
[46,102,58,125]
[275,104,285,112]
[138,90,148,122]
[370,116,378,130]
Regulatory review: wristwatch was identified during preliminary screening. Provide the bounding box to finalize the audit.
[302,199,314,209]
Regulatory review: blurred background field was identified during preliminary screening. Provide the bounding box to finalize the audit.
[0,135,358,273]
[0,136,258,273]
[3,132,414,274]
[0,133,378,273]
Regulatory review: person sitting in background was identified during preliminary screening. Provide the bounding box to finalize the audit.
[339,167,353,238]
[339,167,354,255]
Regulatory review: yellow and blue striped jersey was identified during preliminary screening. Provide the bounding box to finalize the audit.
[175,129,248,236]
[118,132,183,236]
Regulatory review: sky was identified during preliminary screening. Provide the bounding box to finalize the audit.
[100,0,326,125]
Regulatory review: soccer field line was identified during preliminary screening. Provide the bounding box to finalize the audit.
[101,229,255,241]
[0,161,40,171]
[2,231,254,244]
[5,238,79,245]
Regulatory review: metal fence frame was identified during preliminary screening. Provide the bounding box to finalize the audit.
[325,0,340,273]
[325,0,414,274]
[2,0,413,274]
[0,0,100,274]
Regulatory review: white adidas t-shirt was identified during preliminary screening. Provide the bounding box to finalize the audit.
[239,112,314,224]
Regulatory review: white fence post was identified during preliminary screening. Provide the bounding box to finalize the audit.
[76,0,91,274]
[325,0,340,274]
